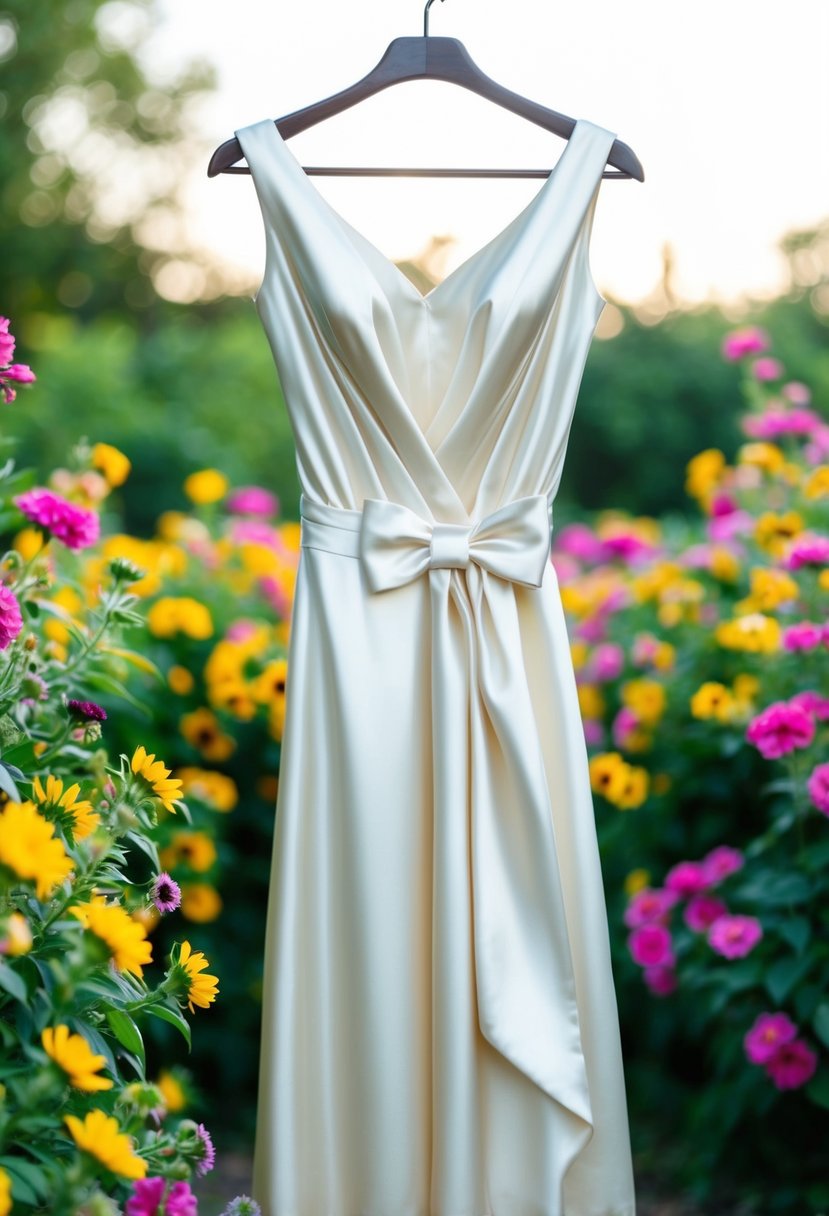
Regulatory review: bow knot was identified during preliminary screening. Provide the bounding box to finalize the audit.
[358,495,552,593]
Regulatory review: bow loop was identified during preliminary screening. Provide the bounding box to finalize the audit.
[359,495,552,594]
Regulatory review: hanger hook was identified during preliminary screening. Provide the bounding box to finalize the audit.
[423,0,445,37]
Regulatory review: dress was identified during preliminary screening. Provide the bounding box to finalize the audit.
[234,114,637,1216]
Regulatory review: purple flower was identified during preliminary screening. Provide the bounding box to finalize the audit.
[221,1199,262,1216]
[13,488,99,550]
[708,914,763,959]
[744,1012,798,1064]
[642,965,677,996]
[789,689,829,722]
[151,871,181,914]
[0,584,23,650]
[589,642,625,682]
[624,887,679,929]
[226,485,279,517]
[67,698,107,722]
[195,1121,216,1176]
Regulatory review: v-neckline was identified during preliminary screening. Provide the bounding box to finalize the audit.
[257,115,590,309]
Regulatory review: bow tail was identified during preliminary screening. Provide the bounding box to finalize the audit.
[442,565,595,1137]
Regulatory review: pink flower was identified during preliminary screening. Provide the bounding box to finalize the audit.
[765,1038,819,1090]
[0,585,23,650]
[721,326,769,360]
[227,485,279,516]
[741,407,822,439]
[554,522,604,563]
[599,533,659,563]
[126,1176,166,1216]
[684,894,729,932]
[589,642,624,682]
[628,923,674,968]
[784,533,829,570]
[624,887,679,928]
[752,356,784,381]
[708,914,763,959]
[706,509,754,542]
[789,689,829,721]
[258,574,292,619]
[612,705,642,750]
[782,620,825,652]
[664,860,711,897]
[782,380,811,405]
[0,317,15,364]
[226,618,261,642]
[583,718,605,747]
[164,1182,198,1216]
[744,1011,798,1064]
[631,633,660,665]
[643,965,677,996]
[12,488,99,551]
[807,763,829,815]
[701,845,744,884]
[745,701,816,759]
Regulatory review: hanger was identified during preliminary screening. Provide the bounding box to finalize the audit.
[207,0,643,183]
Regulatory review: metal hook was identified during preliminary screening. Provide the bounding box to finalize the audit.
[423,0,445,37]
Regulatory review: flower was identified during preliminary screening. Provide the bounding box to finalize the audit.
[784,532,829,569]
[221,1198,263,1216]
[64,1109,147,1179]
[642,965,677,996]
[32,773,101,839]
[623,887,679,928]
[752,356,784,381]
[173,940,219,1014]
[125,1176,165,1216]
[715,612,780,654]
[746,700,816,759]
[164,1181,198,1216]
[131,745,184,814]
[744,1012,798,1064]
[69,898,153,977]
[0,585,23,650]
[721,326,769,360]
[0,800,74,898]
[690,682,735,722]
[782,621,825,652]
[628,923,674,968]
[764,1038,818,1090]
[184,468,228,504]
[147,597,213,640]
[664,860,710,897]
[195,1121,216,1175]
[807,763,829,815]
[42,1024,113,1091]
[91,442,131,487]
[707,914,763,959]
[12,487,100,550]
[683,894,728,932]
[151,871,182,913]
[700,845,744,884]
[67,698,108,721]
[227,485,279,516]
[0,1166,11,1216]
[789,690,829,721]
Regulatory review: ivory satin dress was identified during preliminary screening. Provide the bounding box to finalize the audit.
[235,115,637,1216]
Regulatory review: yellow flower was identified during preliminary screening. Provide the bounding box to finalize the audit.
[13,526,45,561]
[175,768,238,813]
[737,442,785,474]
[616,765,649,810]
[690,682,735,723]
[0,800,74,899]
[754,510,804,557]
[716,612,781,653]
[708,546,741,582]
[131,745,184,814]
[0,1166,11,1216]
[621,679,666,727]
[180,883,223,923]
[42,1024,113,1092]
[177,940,219,1013]
[252,658,288,706]
[184,469,228,505]
[652,641,676,671]
[64,1109,147,1180]
[577,683,605,719]
[91,442,131,487]
[69,899,153,977]
[156,1068,187,1113]
[737,567,799,613]
[685,448,726,502]
[32,774,100,840]
[588,752,629,803]
[804,465,829,500]
[207,679,258,720]
[147,597,213,640]
[570,640,589,671]
[1,911,33,955]
[820,569,829,593]
[179,707,236,761]
[624,868,650,897]
[160,831,217,874]
[169,664,195,695]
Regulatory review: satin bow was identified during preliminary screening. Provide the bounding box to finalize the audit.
[358,495,553,593]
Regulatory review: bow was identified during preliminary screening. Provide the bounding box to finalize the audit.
[358,495,553,593]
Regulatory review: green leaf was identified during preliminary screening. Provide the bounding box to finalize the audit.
[83,670,152,717]
[0,1155,49,1203]
[106,1008,145,1070]
[805,1066,829,1111]
[0,762,21,803]
[739,872,813,906]
[813,1002,829,1050]
[765,953,814,1004]
[0,960,29,1003]
[124,829,160,868]
[145,1002,192,1050]
[777,916,811,955]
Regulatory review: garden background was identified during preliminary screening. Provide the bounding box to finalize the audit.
[1,1,828,1214]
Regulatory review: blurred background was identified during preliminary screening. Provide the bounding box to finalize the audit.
[1,1,828,1211]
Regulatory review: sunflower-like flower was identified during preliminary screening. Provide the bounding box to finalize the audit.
[0,800,74,898]
[69,897,153,977]
[42,1024,113,1092]
[169,940,219,1014]
[32,774,101,839]
[64,1109,147,1179]
[130,745,184,814]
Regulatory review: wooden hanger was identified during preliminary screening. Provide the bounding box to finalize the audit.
[207,0,644,183]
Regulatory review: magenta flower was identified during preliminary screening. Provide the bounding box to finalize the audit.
[784,532,829,570]
[225,618,261,642]
[745,701,816,759]
[67,698,108,722]
[807,763,829,815]
[583,718,605,747]
[628,923,674,968]
[782,620,825,652]
[13,488,99,551]
[553,522,604,563]
[752,356,784,381]
[721,326,769,360]
[164,1181,198,1216]
[708,914,763,959]
[0,585,23,650]
[782,380,811,405]
[700,845,744,885]
[589,642,625,682]
[0,317,14,364]
[226,485,279,516]
[664,860,710,897]
[684,894,729,933]
[151,871,181,914]
[611,705,642,750]
[765,1038,819,1090]
[126,1176,166,1216]
[624,887,679,928]
[744,1012,799,1065]
[643,965,677,996]
[707,508,754,542]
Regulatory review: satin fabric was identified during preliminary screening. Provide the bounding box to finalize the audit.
[236,114,637,1216]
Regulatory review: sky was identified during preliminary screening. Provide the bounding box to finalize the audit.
[149,0,829,309]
